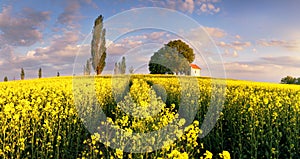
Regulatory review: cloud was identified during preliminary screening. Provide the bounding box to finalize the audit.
[257,39,300,52]
[106,31,169,55]
[218,41,251,51]
[257,39,286,47]
[260,56,300,68]
[196,0,221,14]
[9,0,99,76]
[57,0,97,28]
[225,62,264,73]
[148,32,166,40]
[203,27,226,38]
[223,49,238,58]
[0,29,86,74]
[178,0,195,13]
[57,0,81,26]
[27,30,85,64]
[107,42,129,55]
[0,45,14,61]
[182,26,226,44]
[235,35,241,39]
[1,45,90,79]
[150,0,221,14]
[217,40,251,59]
[0,6,50,46]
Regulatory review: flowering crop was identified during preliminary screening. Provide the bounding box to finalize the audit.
[1,75,299,158]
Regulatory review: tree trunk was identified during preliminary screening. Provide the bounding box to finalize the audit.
[96,66,101,75]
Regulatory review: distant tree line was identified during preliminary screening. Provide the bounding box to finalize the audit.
[3,68,60,82]
[280,76,300,84]
[114,56,126,74]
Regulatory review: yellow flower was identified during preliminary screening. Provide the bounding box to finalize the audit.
[204,150,213,159]
[219,151,231,159]
[115,149,123,159]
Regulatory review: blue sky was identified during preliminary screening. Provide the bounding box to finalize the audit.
[1,0,300,82]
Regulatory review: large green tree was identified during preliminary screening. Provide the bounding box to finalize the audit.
[149,40,193,75]
[296,77,300,85]
[280,76,296,84]
[91,15,106,75]
[149,45,190,75]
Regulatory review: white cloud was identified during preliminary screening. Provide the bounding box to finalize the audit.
[178,0,195,13]
[182,26,226,45]
[196,0,221,14]
[217,40,251,51]
[223,49,238,58]
[106,31,169,55]
[200,3,207,12]
[203,27,226,38]
[235,35,241,39]
[207,3,220,13]
[148,32,166,40]
[233,50,238,57]
[26,50,36,57]
[151,0,221,14]
[218,40,251,59]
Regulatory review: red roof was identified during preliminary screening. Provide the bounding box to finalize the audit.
[190,64,201,69]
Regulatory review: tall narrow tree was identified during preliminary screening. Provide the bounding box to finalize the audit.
[91,15,107,75]
[84,59,91,75]
[38,68,42,78]
[129,66,134,74]
[114,62,118,74]
[4,76,8,82]
[114,57,126,74]
[20,68,25,80]
[57,72,60,77]
[120,56,126,74]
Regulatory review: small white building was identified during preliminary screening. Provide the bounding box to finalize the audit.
[190,64,201,76]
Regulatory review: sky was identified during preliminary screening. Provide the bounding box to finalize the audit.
[1,0,300,83]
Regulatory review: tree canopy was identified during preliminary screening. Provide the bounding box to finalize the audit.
[149,45,190,75]
[166,39,195,63]
[148,40,194,75]
[280,76,299,84]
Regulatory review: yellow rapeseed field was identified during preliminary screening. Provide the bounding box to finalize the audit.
[0,75,299,158]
